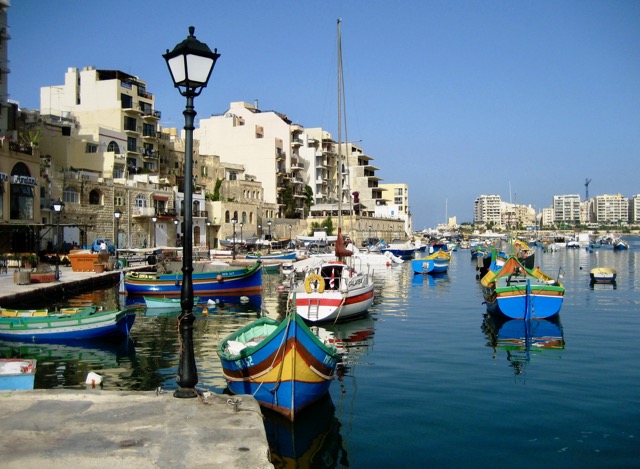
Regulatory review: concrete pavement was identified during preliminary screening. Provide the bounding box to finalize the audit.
[0,389,273,469]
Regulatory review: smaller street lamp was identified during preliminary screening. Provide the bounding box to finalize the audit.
[239,222,243,255]
[267,220,272,253]
[231,218,237,261]
[174,218,180,247]
[114,208,122,261]
[51,199,65,281]
[151,215,158,248]
[288,224,292,249]
[206,220,211,258]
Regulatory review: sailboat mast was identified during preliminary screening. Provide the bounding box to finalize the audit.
[337,18,343,227]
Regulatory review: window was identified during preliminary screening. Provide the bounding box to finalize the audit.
[127,137,137,152]
[121,94,133,109]
[63,186,79,204]
[229,171,237,181]
[135,194,148,208]
[89,189,101,205]
[86,143,98,153]
[107,141,120,153]
[143,123,155,137]
[115,195,124,206]
[124,116,137,132]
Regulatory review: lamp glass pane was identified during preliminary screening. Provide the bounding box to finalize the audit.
[185,54,214,84]
[168,56,187,84]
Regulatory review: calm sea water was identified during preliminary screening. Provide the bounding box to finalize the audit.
[3,237,639,468]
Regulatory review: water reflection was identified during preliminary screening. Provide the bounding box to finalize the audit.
[264,394,348,469]
[308,315,376,366]
[481,313,565,375]
[0,337,135,389]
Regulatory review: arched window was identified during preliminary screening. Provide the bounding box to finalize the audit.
[63,186,79,204]
[135,194,148,207]
[225,211,230,223]
[107,141,120,154]
[10,162,34,220]
[89,189,101,205]
[193,200,200,216]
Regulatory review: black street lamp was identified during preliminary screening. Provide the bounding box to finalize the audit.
[51,199,64,281]
[231,218,237,261]
[174,218,180,246]
[239,222,243,254]
[267,219,272,253]
[164,26,220,398]
[206,220,211,258]
[151,215,158,248]
[114,208,122,261]
[288,224,292,248]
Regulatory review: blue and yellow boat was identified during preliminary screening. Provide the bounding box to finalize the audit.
[411,250,451,274]
[217,300,339,421]
[480,256,565,319]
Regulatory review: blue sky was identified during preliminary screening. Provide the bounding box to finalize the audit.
[9,1,640,228]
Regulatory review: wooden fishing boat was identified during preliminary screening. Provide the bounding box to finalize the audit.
[411,250,451,274]
[246,251,297,261]
[590,267,617,284]
[217,301,339,421]
[0,306,136,341]
[122,261,262,296]
[480,256,565,319]
[144,296,199,309]
[0,359,36,390]
[612,238,629,250]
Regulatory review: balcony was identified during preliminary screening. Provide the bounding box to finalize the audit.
[132,206,156,217]
[143,109,161,120]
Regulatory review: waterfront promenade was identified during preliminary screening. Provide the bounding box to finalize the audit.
[0,265,274,469]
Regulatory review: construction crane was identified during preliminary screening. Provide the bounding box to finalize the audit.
[585,178,592,200]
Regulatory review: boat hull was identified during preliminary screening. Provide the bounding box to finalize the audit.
[0,359,36,390]
[481,256,565,319]
[411,252,451,274]
[124,262,263,296]
[0,308,136,341]
[590,267,617,283]
[217,315,339,421]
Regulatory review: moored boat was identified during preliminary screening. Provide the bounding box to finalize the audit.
[123,261,262,296]
[590,267,617,284]
[0,358,36,390]
[289,229,375,323]
[480,256,565,319]
[217,302,340,421]
[612,238,629,250]
[411,250,451,274]
[0,306,136,341]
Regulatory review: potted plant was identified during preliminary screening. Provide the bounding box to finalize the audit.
[93,261,106,273]
[21,253,39,270]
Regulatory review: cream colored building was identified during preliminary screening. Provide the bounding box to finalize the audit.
[592,193,629,225]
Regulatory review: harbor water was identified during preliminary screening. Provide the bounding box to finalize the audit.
[2,238,639,468]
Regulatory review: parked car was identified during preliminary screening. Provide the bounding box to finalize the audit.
[91,238,116,255]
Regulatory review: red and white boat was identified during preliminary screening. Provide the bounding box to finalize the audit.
[289,228,375,323]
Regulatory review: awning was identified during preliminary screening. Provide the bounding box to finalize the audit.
[153,195,169,201]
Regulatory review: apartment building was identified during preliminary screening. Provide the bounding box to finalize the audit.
[195,101,305,221]
[474,195,502,225]
[552,194,581,225]
[630,194,640,224]
[37,67,183,248]
[592,194,629,225]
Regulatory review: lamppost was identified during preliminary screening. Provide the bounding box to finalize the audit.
[151,215,157,248]
[231,218,237,261]
[267,219,272,253]
[174,218,180,246]
[206,220,211,258]
[114,208,122,261]
[164,26,220,398]
[51,199,64,281]
[288,224,292,249]
[239,222,243,255]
